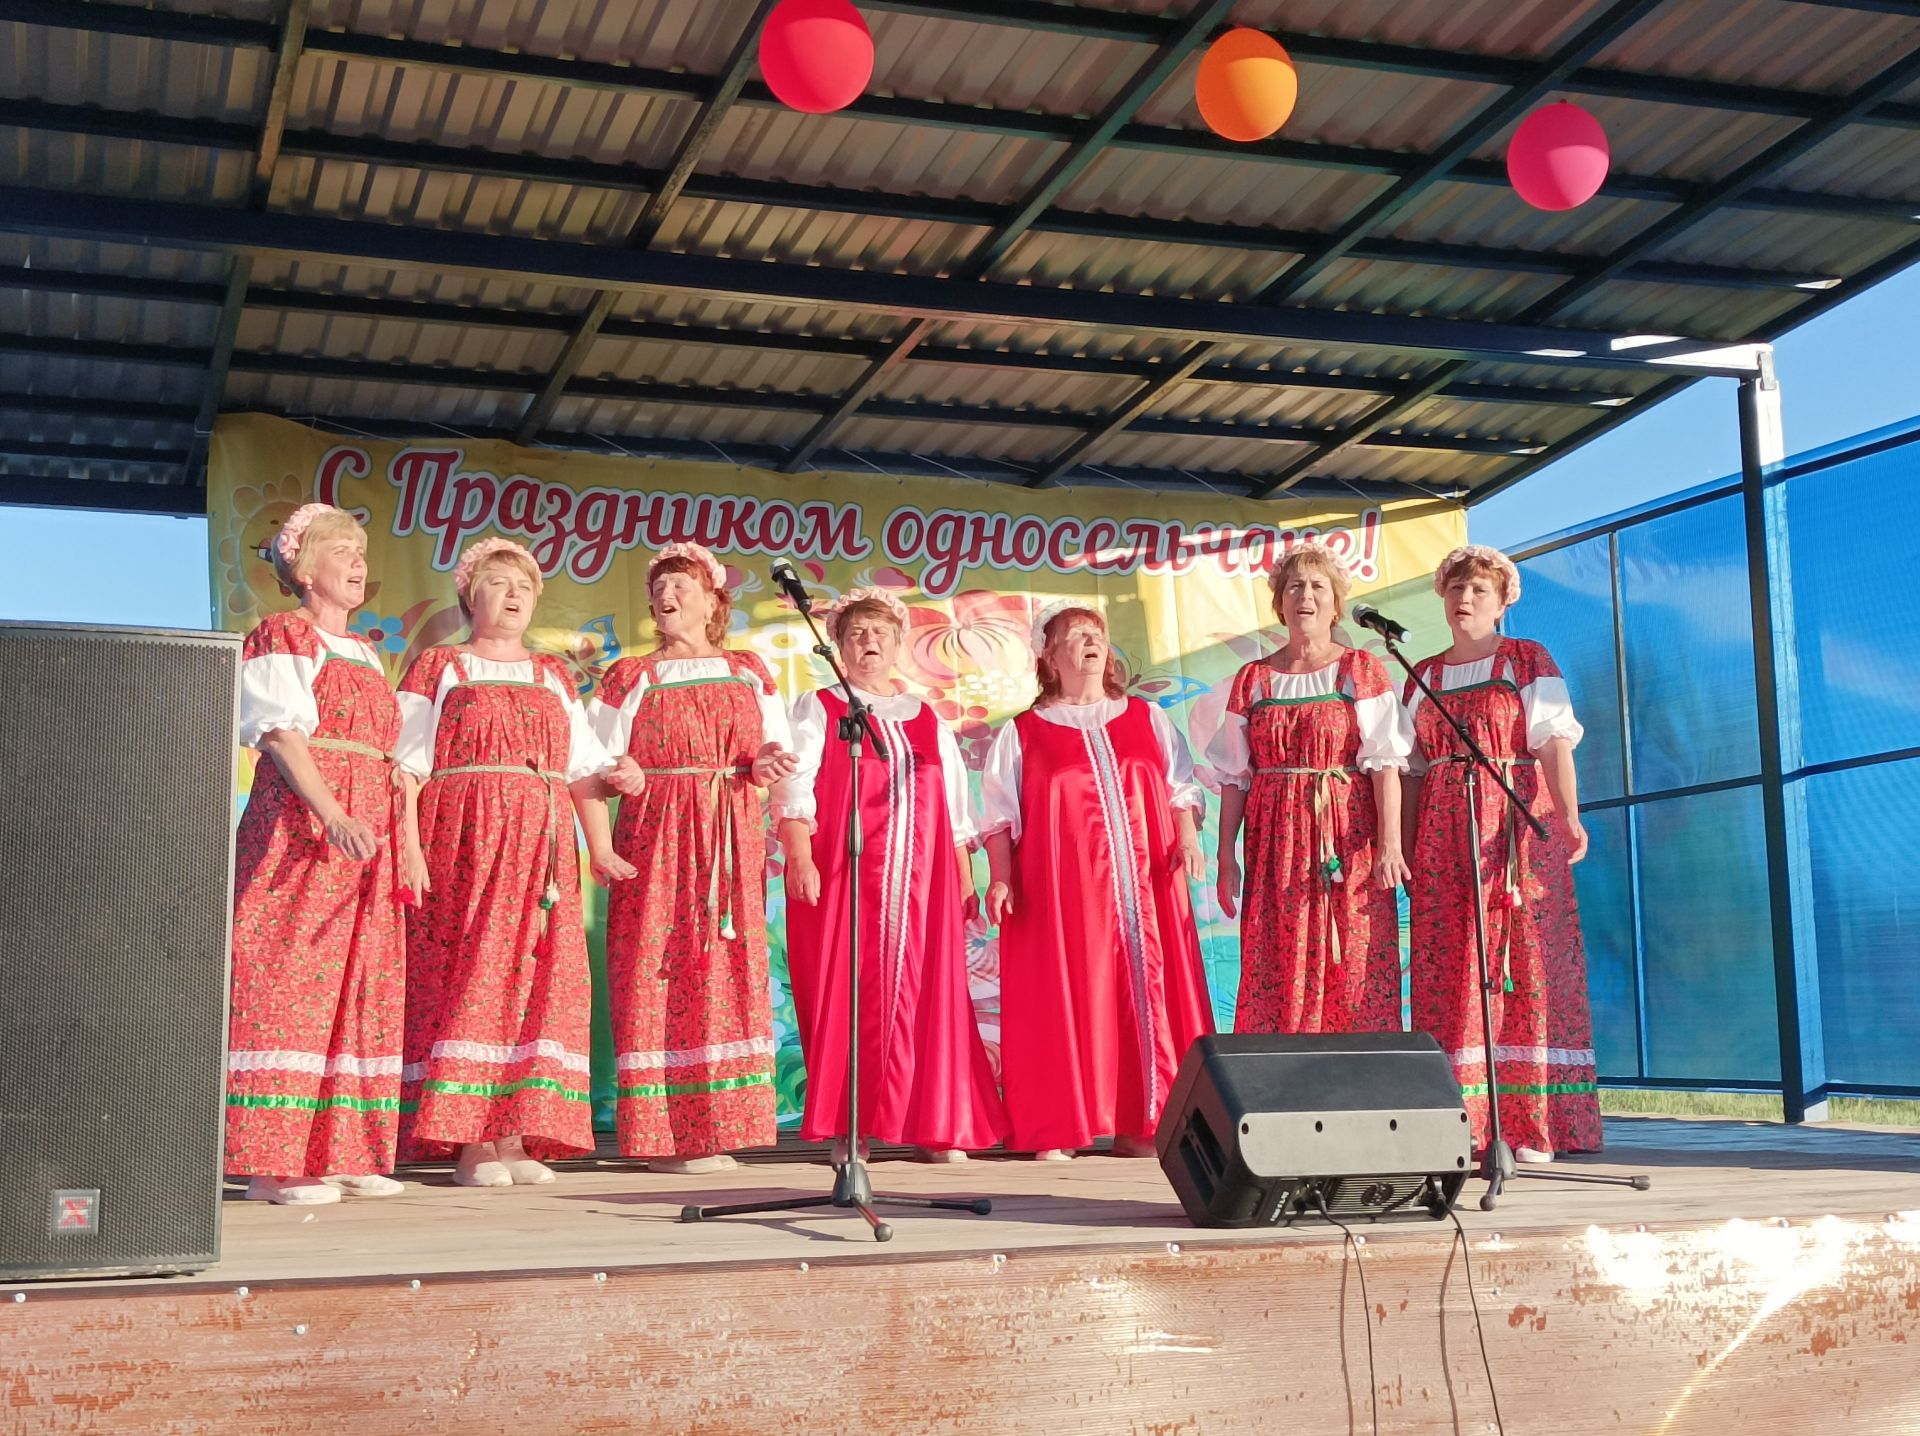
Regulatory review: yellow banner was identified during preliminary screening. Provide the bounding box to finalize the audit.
[208,412,1464,1121]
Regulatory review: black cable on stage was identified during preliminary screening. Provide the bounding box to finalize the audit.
[1313,1193,1379,1436]
[1447,1208,1508,1436]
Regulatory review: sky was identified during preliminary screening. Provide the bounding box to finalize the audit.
[5,262,1920,630]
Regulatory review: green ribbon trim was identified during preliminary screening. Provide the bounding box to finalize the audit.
[226,1093,402,1113]
[643,675,757,693]
[615,1071,775,1100]
[1248,691,1356,711]
[1458,1081,1598,1098]
[318,651,384,674]
[409,1076,592,1102]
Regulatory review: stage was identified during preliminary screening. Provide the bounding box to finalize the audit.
[8,1116,1920,1434]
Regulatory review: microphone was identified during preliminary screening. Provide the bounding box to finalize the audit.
[769,557,812,613]
[1351,603,1410,643]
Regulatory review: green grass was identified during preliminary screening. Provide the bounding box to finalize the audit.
[1600,1088,1920,1128]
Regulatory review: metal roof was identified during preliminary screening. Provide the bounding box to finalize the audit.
[5,0,1920,512]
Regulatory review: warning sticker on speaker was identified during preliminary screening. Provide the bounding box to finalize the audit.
[50,1190,98,1237]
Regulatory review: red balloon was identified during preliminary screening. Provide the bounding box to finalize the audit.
[1506,101,1611,211]
[760,0,874,115]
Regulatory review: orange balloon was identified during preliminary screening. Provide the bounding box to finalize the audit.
[1196,27,1299,143]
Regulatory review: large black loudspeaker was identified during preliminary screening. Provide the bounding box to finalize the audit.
[0,623,239,1280]
[1156,1032,1472,1228]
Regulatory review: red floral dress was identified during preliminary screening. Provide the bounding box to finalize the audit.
[226,611,405,1177]
[395,647,603,1161]
[590,652,779,1158]
[1217,650,1406,1035]
[1405,638,1602,1155]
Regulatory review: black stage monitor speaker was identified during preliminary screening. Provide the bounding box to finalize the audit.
[0,622,240,1280]
[1156,1032,1472,1228]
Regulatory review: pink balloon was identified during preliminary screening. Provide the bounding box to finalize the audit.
[1506,101,1611,212]
[760,0,874,115]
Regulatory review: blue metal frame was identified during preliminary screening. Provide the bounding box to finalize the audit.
[1515,414,1920,1109]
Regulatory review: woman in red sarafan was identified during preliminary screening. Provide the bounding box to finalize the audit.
[226,503,430,1206]
[777,588,1007,1164]
[1210,541,1412,1036]
[395,538,644,1188]
[587,543,796,1174]
[982,601,1214,1161]
[1402,544,1603,1161]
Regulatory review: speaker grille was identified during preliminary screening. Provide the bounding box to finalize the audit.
[0,624,238,1278]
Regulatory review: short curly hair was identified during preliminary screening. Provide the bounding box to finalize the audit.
[456,546,544,621]
[1433,544,1521,607]
[1267,543,1352,625]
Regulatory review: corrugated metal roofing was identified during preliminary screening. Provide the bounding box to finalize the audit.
[5,0,1920,509]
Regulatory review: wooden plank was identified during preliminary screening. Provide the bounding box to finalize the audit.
[6,1198,1918,1434]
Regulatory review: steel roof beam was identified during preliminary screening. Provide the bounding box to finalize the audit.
[0,185,1758,366]
[0,270,1644,406]
[2,186,1768,372]
[0,333,1553,454]
[0,473,206,514]
[1030,0,1670,487]
[186,0,311,483]
[10,93,1920,234]
[18,0,1920,133]
[512,0,779,446]
[866,0,1920,129]
[777,0,1242,473]
[1,394,199,423]
[0,438,189,465]
[232,208,1736,355]
[1256,33,1920,497]
[0,333,212,367]
[0,405,1436,506]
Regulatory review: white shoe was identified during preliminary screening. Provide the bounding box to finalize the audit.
[245,1176,341,1206]
[828,1138,870,1166]
[454,1143,513,1188]
[494,1137,557,1185]
[1514,1147,1555,1165]
[321,1174,405,1197]
[649,1154,735,1175]
[912,1148,968,1164]
[453,1161,513,1187]
[1034,1148,1075,1162]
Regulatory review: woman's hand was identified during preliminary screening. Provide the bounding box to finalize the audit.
[1215,852,1241,920]
[401,840,432,902]
[752,742,800,788]
[1376,840,1412,891]
[1179,833,1207,885]
[605,756,646,798]
[785,851,821,906]
[1559,814,1589,865]
[984,879,1014,926]
[324,810,379,862]
[590,846,638,886]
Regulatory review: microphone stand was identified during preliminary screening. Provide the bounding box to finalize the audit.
[680,569,992,1241]
[1377,626,1648,1212]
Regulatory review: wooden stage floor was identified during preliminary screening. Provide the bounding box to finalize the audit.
[9,1117,1920,1435]
[163,1114,1920,1282]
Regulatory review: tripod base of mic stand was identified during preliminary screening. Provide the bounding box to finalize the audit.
[1476,1139,1652,1211]
[678,1157,993,1243]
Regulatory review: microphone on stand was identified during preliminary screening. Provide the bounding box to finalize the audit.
[769,557,812,613]
[771,556,888,761]
[1351,603,1410,643]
